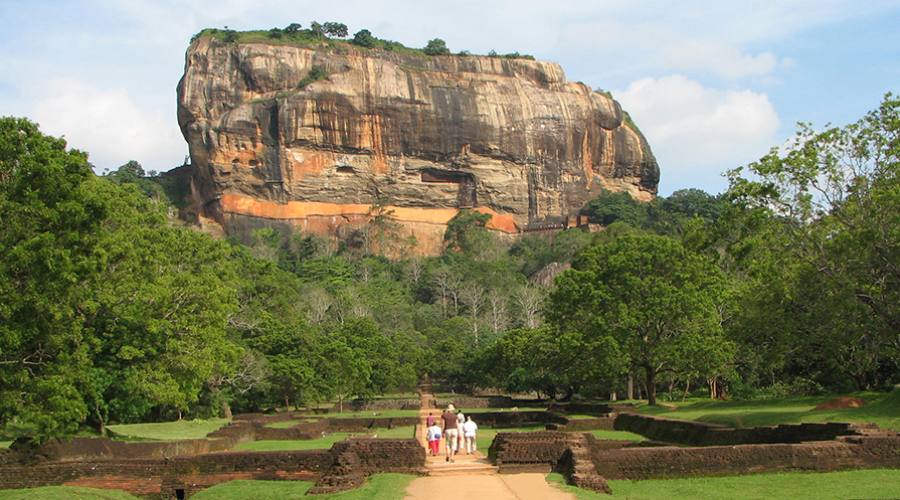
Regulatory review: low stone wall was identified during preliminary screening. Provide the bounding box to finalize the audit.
[547,403,615,416]
[488,431,570,472]
[550,417,616,431]
[0,439,426,497]
[614,412,865,446]
[338,398,421,411]
[29,436,238,462]
[591,435,900,480]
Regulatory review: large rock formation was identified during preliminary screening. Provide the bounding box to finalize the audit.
[177,36,659,255]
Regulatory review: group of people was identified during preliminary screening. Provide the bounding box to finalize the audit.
[425,404,478,462]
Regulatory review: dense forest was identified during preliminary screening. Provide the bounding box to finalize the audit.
[1,95,897,442]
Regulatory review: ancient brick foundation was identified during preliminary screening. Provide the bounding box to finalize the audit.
[613,412,866,446]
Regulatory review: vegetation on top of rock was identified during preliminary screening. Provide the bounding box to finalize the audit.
[190,23,536,59]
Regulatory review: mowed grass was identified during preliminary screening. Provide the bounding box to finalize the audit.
[633,390,900,431]
[191,473,416,500]
[265,418,318,429]
[234,426,416,451]
[0,485,138,499]
[106,418,229,441]
[0,440,11,449]
[589,429,646,442]
[547,469,900,499]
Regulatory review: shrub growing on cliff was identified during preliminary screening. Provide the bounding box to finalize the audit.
[423,38,450,56]
[352,29,376,48]
[297,65,328,89]
[284,23,302,34]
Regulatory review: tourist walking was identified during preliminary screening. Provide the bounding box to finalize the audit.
[441,404,458,462]
[456,410,465,451]
[426,412,435,427]
[426,422,442,456]
[463,415,478,454]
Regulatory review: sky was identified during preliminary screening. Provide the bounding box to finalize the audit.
[1,1,898,195]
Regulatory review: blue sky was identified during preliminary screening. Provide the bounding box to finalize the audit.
[1,0,898,195]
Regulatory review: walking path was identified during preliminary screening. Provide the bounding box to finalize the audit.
[404,387,573,500]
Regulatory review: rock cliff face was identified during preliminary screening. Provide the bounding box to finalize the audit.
[177,37,659,255]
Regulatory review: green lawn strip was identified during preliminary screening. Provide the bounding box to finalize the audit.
[190,473,415,500]
[234,433,352,451]
[632,391,900,431]
[106,418,229,441]
[607,469,900,499]
[233,427,416,452]
[566,414,605,420]
[265,418,318,429]
[0,485,139,499]
[588,429,646,442]
[0,440,11,449]
[369,426,416,439]
[546,473,606,500]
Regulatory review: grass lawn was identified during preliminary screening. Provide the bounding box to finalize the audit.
[0,485,138,499]
[191,473,415,499]
[547,469,900,499]
[589,429,646,442]
[632,390,900,431]
[265,418,318,429]
[106,418,229,441]
[233,427,415,451]
[369,426,416,439]
[0,440,11,449]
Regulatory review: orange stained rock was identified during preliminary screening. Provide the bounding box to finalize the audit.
[219,193,519,233]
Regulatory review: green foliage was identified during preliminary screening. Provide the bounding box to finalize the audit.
[581,189,648,226]
[352,29,376,48]
[296,65,328,89]
[323,22,349,38]
[444,209,494,257]
[549,233,732,405]
[423,38,450,55]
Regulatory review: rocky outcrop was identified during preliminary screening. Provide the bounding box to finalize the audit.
[177,36,659,255]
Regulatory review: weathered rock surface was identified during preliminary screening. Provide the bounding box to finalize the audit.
[177,37,659,255]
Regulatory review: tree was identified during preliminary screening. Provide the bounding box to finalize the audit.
[352,29,376,48]
[423,38,451,56]
[323,22,349,38]
[549,233,730,405]
[725,93,899,389]
[284,23,302,34]
[581,189,648,227]
[309,21,325,37]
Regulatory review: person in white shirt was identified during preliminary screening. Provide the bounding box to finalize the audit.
[462,416,478,454]
[426,423,442,456]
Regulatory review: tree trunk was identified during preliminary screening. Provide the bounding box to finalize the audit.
[646,370,657,406]
[221,400,233,420]
[627,374,634,400]
[682,379,691,402]
[284,395,290,410]
[610,391,617,401]
[339,395,344,413]
[177,408,183,421]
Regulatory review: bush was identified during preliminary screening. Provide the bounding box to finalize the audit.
[297,65,328,89]
[423,38,450,56]
[268,28,283,39]
[352,29,376,48]
[222,29,238,43]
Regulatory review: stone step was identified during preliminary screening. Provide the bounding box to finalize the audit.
[427,463,499,476]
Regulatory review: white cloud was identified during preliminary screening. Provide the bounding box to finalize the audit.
[614,75,780,193]
[31,79,186,173]
[661,41,784,80]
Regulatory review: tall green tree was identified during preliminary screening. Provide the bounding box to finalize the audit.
[549,233,731,405]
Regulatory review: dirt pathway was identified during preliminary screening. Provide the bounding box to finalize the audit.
[406,387,573,500]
